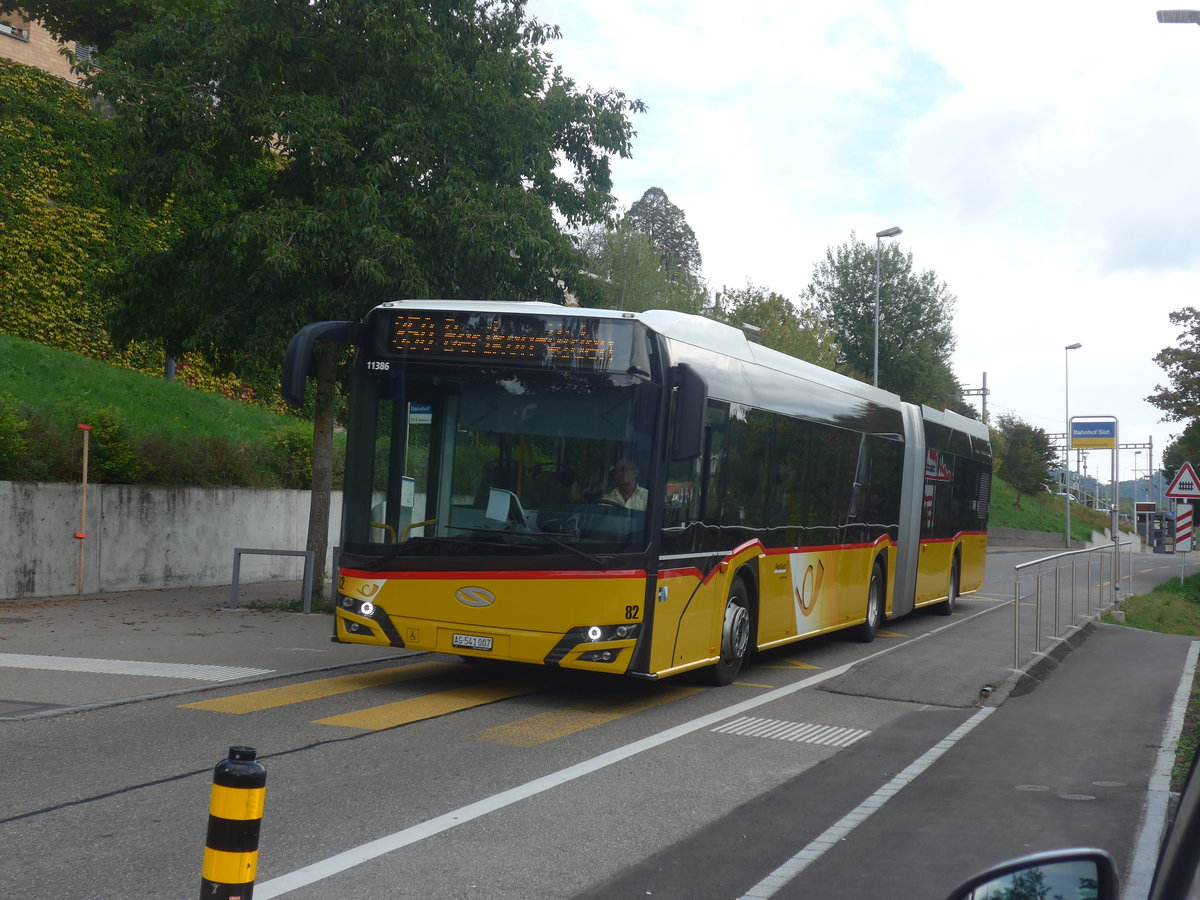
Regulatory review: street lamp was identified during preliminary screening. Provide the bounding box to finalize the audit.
[1064,342,1081,548]
[873,226,903,388]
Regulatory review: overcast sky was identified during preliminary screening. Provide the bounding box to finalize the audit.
[525,0,1200,491]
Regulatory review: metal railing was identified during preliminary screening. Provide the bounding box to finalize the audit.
[1011,540,1134,669]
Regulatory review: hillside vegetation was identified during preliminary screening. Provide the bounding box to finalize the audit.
[988,474,1126,543]
[0,334,329,487]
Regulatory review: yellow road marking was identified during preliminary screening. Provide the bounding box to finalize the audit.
[313,681,541,731]
[180,662,457,713]
[761,657,821,670]
[877,629,905,637]
[470,686,702,746]
[966,595,1008,603]
[733,682,778,689]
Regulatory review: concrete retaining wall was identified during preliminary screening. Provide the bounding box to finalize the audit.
[1,481,341,599]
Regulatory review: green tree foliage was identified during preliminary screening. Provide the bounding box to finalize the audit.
[712,284,840,368]
[0,391,29,480]
[994,414,1057,497]
[1163,419,1200,478]
[623,186,703,282]
[89,0,642,588]
[1148,307,1200,422]
[800,232,959,405]
[0,0,214,51]
[574,222,705,312]
[0,59,166,370]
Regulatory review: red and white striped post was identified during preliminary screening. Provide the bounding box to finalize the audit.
[1177,503,1193,585]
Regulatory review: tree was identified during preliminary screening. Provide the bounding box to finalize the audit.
[574,221,706,312]
[91,0,642,593]
[800,232,959,405]
[1162,419,1200,479]
[994,414,1057,497]
[712,283,840,368]
[0,59,166,369]
[0,0,213,51]
[623,187,703,283]
[1148,307,1200,421]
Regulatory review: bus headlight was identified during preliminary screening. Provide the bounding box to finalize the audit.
[580,624,640,643]
[359,601,375,617]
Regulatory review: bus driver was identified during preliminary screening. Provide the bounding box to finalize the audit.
[602,459,648,511]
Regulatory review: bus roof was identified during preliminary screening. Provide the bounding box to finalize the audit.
[370,300,988,442]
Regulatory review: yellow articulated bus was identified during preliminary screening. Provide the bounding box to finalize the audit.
[282,300,991,685]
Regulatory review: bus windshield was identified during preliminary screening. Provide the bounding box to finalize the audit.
[341,365,657,564]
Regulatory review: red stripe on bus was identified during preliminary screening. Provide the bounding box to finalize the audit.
[339,567,647,581]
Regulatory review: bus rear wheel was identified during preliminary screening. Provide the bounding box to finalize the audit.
[853,563,883,643]
[708,576,751,686]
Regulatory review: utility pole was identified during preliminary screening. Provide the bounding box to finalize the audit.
[958,372,990,422]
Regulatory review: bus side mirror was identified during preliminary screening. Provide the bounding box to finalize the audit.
[281,321,363,408]
[670,363,707,462]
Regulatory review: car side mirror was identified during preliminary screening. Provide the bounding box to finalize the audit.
[943,848,1118,900]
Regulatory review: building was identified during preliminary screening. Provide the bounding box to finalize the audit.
[0,12,91,82]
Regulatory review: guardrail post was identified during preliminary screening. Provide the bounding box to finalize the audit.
[201,746,267,899]
[1013,575,1021,670]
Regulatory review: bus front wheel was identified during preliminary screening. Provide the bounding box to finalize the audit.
[708,576,751,686]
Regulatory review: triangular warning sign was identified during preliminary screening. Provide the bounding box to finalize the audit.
[1166,462,1200,498]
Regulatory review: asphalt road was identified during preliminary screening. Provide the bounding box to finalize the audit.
[1,546,1197,899]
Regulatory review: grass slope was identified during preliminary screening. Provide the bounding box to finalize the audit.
[1,333,293,442]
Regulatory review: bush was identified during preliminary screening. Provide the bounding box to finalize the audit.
[0,391,29,479]
[271,424,313,489]
[86,407,148,484]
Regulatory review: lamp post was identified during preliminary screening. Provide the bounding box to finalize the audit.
[1064,342,1081,548]
[873,226,903,388]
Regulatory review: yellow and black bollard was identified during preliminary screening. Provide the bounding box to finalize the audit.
[201,746,267,899]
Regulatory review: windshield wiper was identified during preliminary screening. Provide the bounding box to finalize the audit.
[446,525,609,568]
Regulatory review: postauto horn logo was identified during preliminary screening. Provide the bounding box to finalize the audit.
[456,586,496,607]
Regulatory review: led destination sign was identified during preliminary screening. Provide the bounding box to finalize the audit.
[380,311,629,371]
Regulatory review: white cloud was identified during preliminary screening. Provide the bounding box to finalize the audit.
[527,0,1200,480]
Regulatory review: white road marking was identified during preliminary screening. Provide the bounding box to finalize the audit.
[713,716,870,747]
[256,605,1007,898]
[0,652,271,681]
[1122,640,1200,900]
[738,707,995,899]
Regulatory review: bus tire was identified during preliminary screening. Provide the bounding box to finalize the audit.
[934,557,959,616]
[708,576,751,686]
[853,562,884,643]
